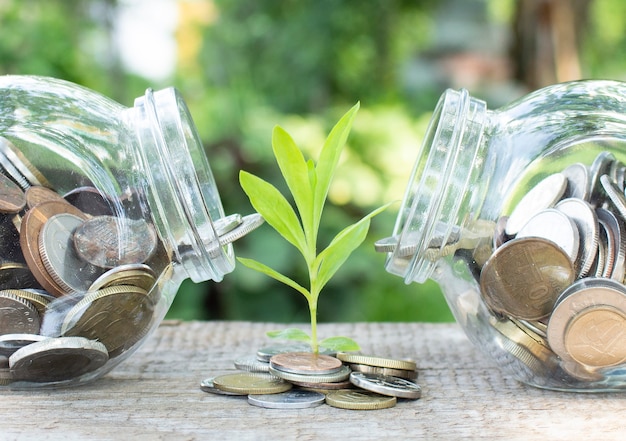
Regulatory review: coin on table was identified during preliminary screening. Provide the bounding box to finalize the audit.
[349,372,421,399]
[212,372,292,395]
[505,173,568,236]
[0,172,25,214]
[547,278,626,368]
[555,198,599,278]
[516,209,580,264]
[88,263,156,293]
[349,363,418,380]
[248,389,326,409]
[288,378,355,391]
[256,343,335,362]
[61,284,154,357]
[0,333,49,357]
[336,352,417,371]
[480,237,575,320]
[325,389,397,410]
[269,352,343,375]
[268,364,351,384]
[200,377,245,396]
[39,213,105,294]
[9,336,109,383]
[234,355,270,373]
[562,162,590,200]
[20,200,88,297]
[24,185,65,209]
[0,290,41,335]
[63,186,115,216]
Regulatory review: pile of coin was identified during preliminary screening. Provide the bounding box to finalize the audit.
[0,136,261,386]
[202,343,421,410]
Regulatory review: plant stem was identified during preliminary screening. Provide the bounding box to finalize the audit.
[309,301,318,354]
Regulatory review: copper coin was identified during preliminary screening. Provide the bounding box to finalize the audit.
[0,290,41,335]
[25,186,65,209]
[0,172,25,213]
[19,200,87,297]
[73,215,158,268]
[480,237,575,320]
[269,352,343,375]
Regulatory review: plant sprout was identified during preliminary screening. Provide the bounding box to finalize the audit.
[238,103,390,353]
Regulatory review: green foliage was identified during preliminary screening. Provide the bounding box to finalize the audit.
[238,104,391,352]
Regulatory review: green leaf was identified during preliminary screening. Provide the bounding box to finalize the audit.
[272,126,314,246]
[237,257,310,300]
[319,336,360,352]
[313,102,359,231]
[239,171,307,254]
[266,328,311,343]
[313,202,392,292]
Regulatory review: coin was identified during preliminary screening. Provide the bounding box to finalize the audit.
[9,336,109,383]
[336,352,417,371]
[562,162,590,200]
[0,136,50,188]
[516,209,580,263]
[234,355,270,373]
[547,278,626,369]
[349,363,418,380]
[505,173,567,236]
[217,213,264,246]
[349,372,421,399]
[588,151,615,203]
[88,264,156,293]
[247,389,325,409]
[269,352,343,375]
[73,215,158,268]
[24,186,65,209]
[480,237,575,320]
[0,333,48,357]
[325,390,396,410]
[211,372,292,395]
[287,379,355,390]
[256,343,335,362]
[0,290,41,335]
[596,208,626,282]
[39,213,105,294]
[555,198,599,277]
[0,172,25,214]
[200,377,245,396]
[61,284,153,357]
[213,213,243,237]
[0,262,41,290]
[268,364,351,384]
[4,288,50,316]
[20,200,88,297]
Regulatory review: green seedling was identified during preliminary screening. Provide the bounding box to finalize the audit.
[238,103,390,354]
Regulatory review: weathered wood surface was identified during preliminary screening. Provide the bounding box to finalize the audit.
[3,321,625,440]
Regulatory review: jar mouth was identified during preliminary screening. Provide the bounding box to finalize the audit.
[384,89,487,284]
[134,88,235,282]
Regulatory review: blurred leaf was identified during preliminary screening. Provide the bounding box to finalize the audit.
[266,328,311,342]
[319,336,360,352]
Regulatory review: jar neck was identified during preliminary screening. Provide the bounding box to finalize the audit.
[385,89,489,284]
[130,88,234,283]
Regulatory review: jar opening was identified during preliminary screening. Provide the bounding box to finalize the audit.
[385,89,487,284]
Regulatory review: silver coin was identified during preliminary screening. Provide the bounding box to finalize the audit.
[234,355,270,373]
[592,221,607,278]
[213,214,243,237]
[374,236,398,253]
[588,151,616,203]
[247,389,325,409]
[38,213,104,294]
[349,372,421,400]
[505,173,567,236]
[217,213,264,246]
[268,364,351,384]
[0,291,41,335]
[555,198,599,278]
[601,174,626,222]
[9,336,109,382]
[596,208,626,282]
[562,162,590,200]
[200,377,244,396]
[256,343,335,362]
[73,215,158,268]
[609,159,626,192]
[0,333,49,357]
[516,209,580,263]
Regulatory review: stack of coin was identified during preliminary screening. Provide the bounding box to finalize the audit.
[0,136,262,386]
[202,345,421,410]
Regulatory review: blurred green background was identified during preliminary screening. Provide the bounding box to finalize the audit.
[1,0,624,323]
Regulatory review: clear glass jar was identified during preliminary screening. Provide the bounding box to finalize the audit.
[0,75,258,388]
[382,80,626,391]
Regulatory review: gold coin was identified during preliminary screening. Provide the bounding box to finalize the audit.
[88,264,156,293]
[3,289,50,316]
[325,390,396,410]
[0,290,40,335]
[61,285,153,357]
[336,352,417,371]
[480,237,575,320]
[212,372,292,395]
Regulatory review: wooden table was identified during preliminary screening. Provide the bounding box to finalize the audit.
[3,321,624,440]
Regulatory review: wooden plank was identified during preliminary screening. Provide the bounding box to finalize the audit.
[2,321,624,440]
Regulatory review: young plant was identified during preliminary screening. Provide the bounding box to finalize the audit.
[238,103,389,354]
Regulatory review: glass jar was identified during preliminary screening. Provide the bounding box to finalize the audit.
[0,75,259,388]
[382,80,626,391]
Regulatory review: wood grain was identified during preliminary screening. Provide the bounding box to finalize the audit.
[3,321,624,440]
